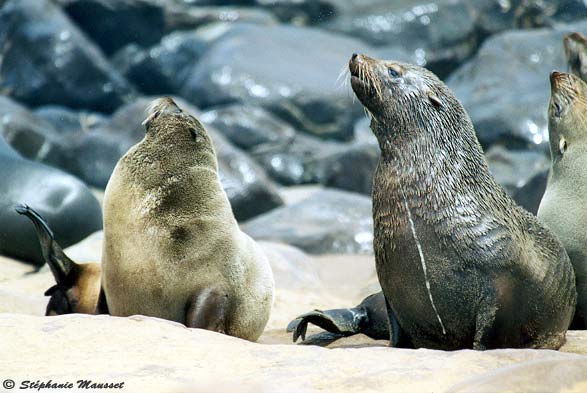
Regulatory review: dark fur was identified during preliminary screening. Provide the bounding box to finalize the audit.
[354,54,576,349]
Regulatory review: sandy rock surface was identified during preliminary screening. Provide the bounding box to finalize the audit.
[1,231,587,392]
[0,313,586,393]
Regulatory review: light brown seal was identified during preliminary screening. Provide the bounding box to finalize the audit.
[538,70,587,329]
[290,54,576,350]
[101,97,274,341]
[15,204,106,315]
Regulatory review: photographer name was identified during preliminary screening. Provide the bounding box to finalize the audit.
[20,380,125,390]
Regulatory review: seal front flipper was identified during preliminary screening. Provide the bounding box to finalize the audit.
[185,288,231,334]
[15,204,105,315]
[287,292,392,345]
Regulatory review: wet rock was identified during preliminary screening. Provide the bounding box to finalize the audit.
[180,24,373,141]
[485,146,550,214]
[242,189,373,254]
[448,20,587,151]
[200,104,296,152]
[34,106,108,136]
[0,0,135,113]
[318,143,380,195]
[253,132,342,185]
[57,0,276,55]
[474,0,587,35]
[0,133,102,266]
[321,0,480,78]
[112,31,211,95]
[0,96,66,165]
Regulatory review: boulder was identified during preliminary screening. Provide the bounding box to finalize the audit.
[321,0,480,77]
[56,0,276,55]
[180,24,373,141]
[0,134,102,265]
[485,146,550,214]
[242,189,373,254]
[0,0,135,112]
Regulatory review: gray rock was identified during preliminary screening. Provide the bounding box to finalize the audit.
[200,104,297,152]
[0,133,102,266]
[448,20,587,151]
[34,106,108,136]
[56,0,276,55]
[322,0,480,77]
[0,96,68,168]
[243,189,373,254]
[180,24,373,141]
[318,143,380,195]
[0,0,135,112]
[485,146,549,214]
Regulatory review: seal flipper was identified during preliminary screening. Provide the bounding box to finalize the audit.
[15,204,104,315]
[287,292,393,345]
[15,203,74,283]
[185,288,230,334]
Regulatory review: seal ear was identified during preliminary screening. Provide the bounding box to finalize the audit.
[428,93,443,108]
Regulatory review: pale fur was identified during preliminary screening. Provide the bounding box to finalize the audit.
[101,98,274,341]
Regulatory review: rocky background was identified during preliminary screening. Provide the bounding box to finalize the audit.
[2,0,587,391]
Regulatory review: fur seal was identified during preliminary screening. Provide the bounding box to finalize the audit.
[101,97,274,341]
[538,71,587,329]
[15,204,106,315]
[290,54,576,350]
[564,32,587,82]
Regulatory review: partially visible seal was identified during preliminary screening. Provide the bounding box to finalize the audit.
[290,54,576,350]
[564,32,587,82]
[15,204,106,315]
[538,71,587,329]
[102,97,274,341]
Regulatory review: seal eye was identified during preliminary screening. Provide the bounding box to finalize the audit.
[189,128,198,142]
[388,68,400,78]
[559,138,568,155]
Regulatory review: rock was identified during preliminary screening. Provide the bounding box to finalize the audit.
[0,96,67,166]
[213,130,284,221]
[318,143,380,195]
[321,0,480,78]
[57,0,276,55]
[112,30,213,95]
[474,0,587,35]
[252,132,342,185]
[34,106,108,136]
[0,0,135,112]
[447,358,587,393]
[200,104,297,152]
[2,313,587,392]
[242,189,373,254]
[448,20,587,151]
[485,146,550,214]
[52,97,283,220]
[180,24,373,141]
[173,0,336,25]
[0,133,102,266]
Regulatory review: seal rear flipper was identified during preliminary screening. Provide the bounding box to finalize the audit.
[185,288,230,334]
[15,203,75,284]
[15,204,102,315]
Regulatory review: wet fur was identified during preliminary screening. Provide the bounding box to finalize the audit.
[101,98,274,341]
[538,71,587,329]
[351,55,576,350]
